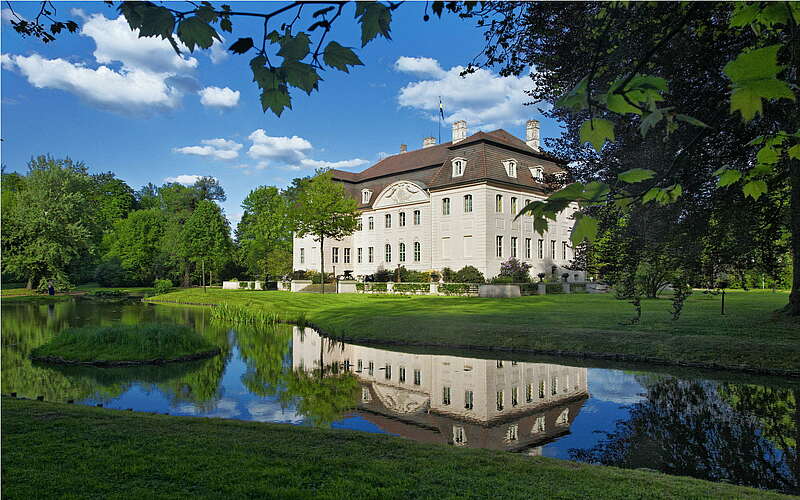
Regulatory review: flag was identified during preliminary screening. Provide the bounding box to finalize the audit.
[439,97,444,120]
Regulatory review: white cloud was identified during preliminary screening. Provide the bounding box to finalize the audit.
[199,86,240,108]
[1,13,198,114]
[299,158,369,169]
[164,174,214,185]
[174,138,242,160]
[209,39,229,64]
[1,8,24,24]
[247,129,313,164]
[395,56,540,131]
[394,56,446,78]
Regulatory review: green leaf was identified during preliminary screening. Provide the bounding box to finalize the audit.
[138,5,174,38]
[277,32,311,61]
[675,114,709,128]
[581,181,611,203]
[579,118,615,151]
[571,214,599,245]
[282,61,321,94]
[639,109,663,137]
[618,168,656,183]
[548,182,584,201]
[177,16,220,51]
[220,17,232,33]
[625,74,668,92]
[228,37,254,54]
[788,144,800,160]
[729,3,760,27]
[724,45,795,121]
[260,88,292,116]
[756,145,779,164]
[642,187,665,204]
[323,41,364,73]
[717,169,742,187]
[747,163,773,178]
[667,184,682,202]
[743,180,768,200]
[355,2,392,47]
[606,92,642,115]
[555,77,588,111]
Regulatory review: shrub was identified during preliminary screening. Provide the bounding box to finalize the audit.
[454,266,485,284]
[370,283,388,292]
[239,281,250,289]
[290,270,309,280]
[393,283,430,293]
[537,272,546,282]
[499,258,532,282]
[37,275,73,294]
[153,279,173,295]
[490,275,515,284]
[545,282,564,293]
[561,272,570,282]
[397,266,429,283]
[372,268,393,282]
[439,283,472,295]
[429,271,441,282]
[94,258,127,287]
[441,267,457,282]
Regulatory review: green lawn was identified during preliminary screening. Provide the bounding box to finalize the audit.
[147,288,800,374]
[3,398,793,500]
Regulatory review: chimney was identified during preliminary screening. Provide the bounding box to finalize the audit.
[452,120,467,143]
[422,136,436,148]
[400,144,407,154]
[526,119,540,151]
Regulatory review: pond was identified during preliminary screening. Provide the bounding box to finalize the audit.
[2,298,798,494]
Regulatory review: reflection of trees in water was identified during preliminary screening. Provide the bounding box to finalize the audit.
[237,326,359,427]
[570,377,798,494]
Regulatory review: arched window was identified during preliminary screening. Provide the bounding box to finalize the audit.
[413,210,421,225]
[385,244,392,263]
[463,194,472,213]
[399,243,406,262]
[503,159,517,178]
[530,167,544,181]
[413,241,421,262]
[385,213,392,228]
[368,216,374,230]
[399,212,406,227]
[495,194,503,213]
[451,158,466,177]
[442,197,450,215]
[361,189,372,203]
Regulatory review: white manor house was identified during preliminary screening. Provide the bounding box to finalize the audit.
[293,120,583,281]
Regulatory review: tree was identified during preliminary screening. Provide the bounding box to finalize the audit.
[179,200,233,285]
[105,208,168,284]
[192,176,226,203]
[459,2,799,315]
[290,170,359,294]
[236,186,292,280]
[1,156,96,288]
[90,172,136,233]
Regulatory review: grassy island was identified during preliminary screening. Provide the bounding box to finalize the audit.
[30,323,219,365]
[147,289,800,375]
[2,398,793,499]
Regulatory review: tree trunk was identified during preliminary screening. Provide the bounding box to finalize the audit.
[319,236,325,295]
[787,156,800,316]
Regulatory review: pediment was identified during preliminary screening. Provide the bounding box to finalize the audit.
[373,181,429,209]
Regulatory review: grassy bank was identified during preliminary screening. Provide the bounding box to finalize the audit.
[2,398,792,499]
[30,323,218,364]
[147,289,800,374]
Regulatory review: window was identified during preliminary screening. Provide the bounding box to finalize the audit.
[551,376,558,395]
[496,236,503,258]
[399,212,406,227]
[357,359,363,372]
[442,387,451,405]
[368,247,374,263]
[361,189,372,203]
[538,239,544,259]
[551,240,556,258]
[530,167,544,181]
[503,159,517,178]
[300,248,305,264]
[362,387,371,402]
[562,241,568,260]
[463,194,472,213]
[441,237,450,259]
[525,238,531,259]
[451,158,465,177]
[368,217,374,230]
[512,387,519,407]
[414,242,421,262]
[399,243,406,262]
[557,408,569,425]
[496,391,504,411]
[511,237,518,258]
[526,384,533,403]
[399,366,406,383]
[463,235,473,258]
[497,360,504,368]
[524,199,531,217]
[465,390,474,410]
[385,214,392,228]
[442,197,450,215]
[357,248,363,263]
[496,194,503,213]
[453,426,466,445]
[357,218,363,230]
[511,197,518,214]
[505,424,519,442]
[344,248,351,264]
[534,416,546,433]
[539,380,546,399]
[385,244,392,263]
[413,369,421,385]
[368,361,374,376]
[384,364,392,380]
[332,247,339,264]
[413,210,421,225]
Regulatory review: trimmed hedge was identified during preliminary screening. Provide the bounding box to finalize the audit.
[393,283,430,293]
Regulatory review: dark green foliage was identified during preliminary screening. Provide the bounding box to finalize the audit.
[153,279,172,296]
[392,283,430,293]
[499,258,532,282]
[369,268,393,283]
[30,323,217,362]
[94,258,127,287]
[454,266,485,284]
[438,283,474,295]
[35,275,73,294]
[441,267,456,282]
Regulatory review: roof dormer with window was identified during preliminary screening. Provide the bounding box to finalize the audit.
[451,157,466,178]
[502,159,518,178]
[361,189,372,204]
[529,166,544,182]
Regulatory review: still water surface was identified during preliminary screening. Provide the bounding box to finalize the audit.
[2,298,798,494]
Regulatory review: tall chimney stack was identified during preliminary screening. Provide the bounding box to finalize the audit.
[452,120,467,143]
[400,144,407,154]
[422,137,437,148]
[526,119,540,151]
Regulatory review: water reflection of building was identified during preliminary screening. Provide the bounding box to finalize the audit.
[292,327,588,452]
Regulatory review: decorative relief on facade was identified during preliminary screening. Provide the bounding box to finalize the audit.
[373,181,429,208]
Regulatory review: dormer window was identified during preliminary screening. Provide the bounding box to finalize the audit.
[451,158,466,177]
[361,189,372,203]
[503,159,517,178]
[530,166,544,181]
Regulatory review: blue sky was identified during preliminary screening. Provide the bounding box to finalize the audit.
[1,2,560,225]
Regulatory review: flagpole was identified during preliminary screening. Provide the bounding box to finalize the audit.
[438,96,442,143]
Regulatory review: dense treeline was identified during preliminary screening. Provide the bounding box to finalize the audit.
[1,156,297,289]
